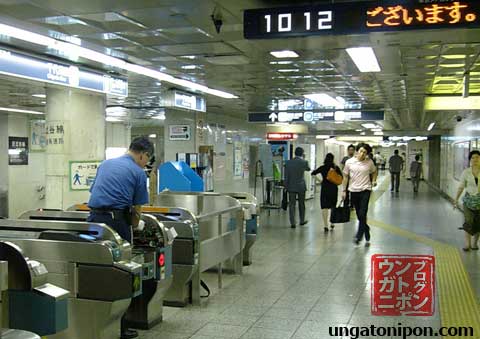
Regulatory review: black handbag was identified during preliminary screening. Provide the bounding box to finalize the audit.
[330,202,350,223]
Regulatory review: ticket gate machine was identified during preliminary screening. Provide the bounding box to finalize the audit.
[0,219,142,339]
[19,209,175,329]
[0,241,68,338]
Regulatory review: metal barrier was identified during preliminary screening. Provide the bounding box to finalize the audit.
[152,193,244,306]
[18,209,175,330]
[0,241,68,339]
[0,218,142,339]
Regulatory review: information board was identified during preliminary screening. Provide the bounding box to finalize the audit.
[244,1,480,39]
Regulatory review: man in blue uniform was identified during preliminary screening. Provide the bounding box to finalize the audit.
[87,135,154,339]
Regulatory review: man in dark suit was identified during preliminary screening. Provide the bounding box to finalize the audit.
[284,147,311,228]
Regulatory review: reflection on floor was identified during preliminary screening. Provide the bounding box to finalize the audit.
[138,175,478,339]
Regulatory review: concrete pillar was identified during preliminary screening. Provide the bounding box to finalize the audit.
[45,88,105,209]
[0,115,8,217]
[428,136,441,189]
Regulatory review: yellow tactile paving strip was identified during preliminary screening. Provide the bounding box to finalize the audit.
[364,177,480,337]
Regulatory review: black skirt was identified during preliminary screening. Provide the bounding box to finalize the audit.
[312,165,340,209]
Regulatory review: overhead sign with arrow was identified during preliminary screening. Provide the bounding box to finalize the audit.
[248,110,384,123]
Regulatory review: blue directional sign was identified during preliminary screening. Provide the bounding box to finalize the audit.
[0,49,127,97]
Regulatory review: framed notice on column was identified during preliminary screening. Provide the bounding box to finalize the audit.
[30,120,47,152]
[69,161,102,191]
[8,137,28,165]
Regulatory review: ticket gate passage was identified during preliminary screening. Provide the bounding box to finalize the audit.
[0,241,68,338]
[0,219,142,339]
[152,193,244,306]
[157,191,259,265]
[20,209,175,329]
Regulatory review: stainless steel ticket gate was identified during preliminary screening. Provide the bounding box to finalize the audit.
[157,191,259,265]
[152,193,244,306]
[20,209,175,329]
[0,219,142,339]
[0,241,69,339]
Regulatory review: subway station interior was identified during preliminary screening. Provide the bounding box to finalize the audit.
[0,1,480,339]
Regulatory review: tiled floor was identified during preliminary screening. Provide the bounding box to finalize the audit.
[138,174,477,339]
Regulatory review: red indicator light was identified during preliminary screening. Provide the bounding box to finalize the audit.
[158,253,165,267]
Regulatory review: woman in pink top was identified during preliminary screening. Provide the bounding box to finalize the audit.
[342,143,378,246]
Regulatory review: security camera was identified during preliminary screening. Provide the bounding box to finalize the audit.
[211,15,222,33]
[456,115,463,122]
[211,7,223,34]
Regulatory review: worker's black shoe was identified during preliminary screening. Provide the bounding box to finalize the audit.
[291,224,296,228]
[120,329,138,339]
[300,220,308,226]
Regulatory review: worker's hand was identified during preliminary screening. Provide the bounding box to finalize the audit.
[136,220,145,231]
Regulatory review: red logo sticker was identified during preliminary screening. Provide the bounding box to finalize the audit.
[371,254,435,316]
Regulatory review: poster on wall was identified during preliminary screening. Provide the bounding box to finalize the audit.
[233,142,243,177]
[46,121,67,152]
[8,137,28,165]
[30,120,47,151]
[453,141,470,180]
[69,161,101,191]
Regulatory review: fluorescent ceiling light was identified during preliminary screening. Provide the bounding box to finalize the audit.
[346,47,381,72]
[270,61,293,65]
[316,135,331,139]
[337,136,383,142]
[361,123,378,129]
[149,134,157,138]
[304,93,344,108]
[32,94,46,98]
[0,107,43,115]
[374,131,384,136]
[427,122,435,131]
[181,65,198,70]
[151,114,165,120]
[334,111,345,121]
[270,50,299,58]
[105,116,123,122]
[371,128,383,132]
[277,69,299,72]
[0,23,237,99]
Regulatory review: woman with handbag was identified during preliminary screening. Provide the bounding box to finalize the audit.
[454,150,480,251]
[311,153,343,233]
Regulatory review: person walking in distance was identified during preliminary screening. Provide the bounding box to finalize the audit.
[342,143,377,246]
[389,150,403,192]
[341,144,355,170]
[311,153,342,233]
[409,155,423,193]
[284,147,311,228]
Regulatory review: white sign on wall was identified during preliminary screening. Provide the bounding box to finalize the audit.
[169,125,191,141]
[30,120,47,152]
[69,161,101,191]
